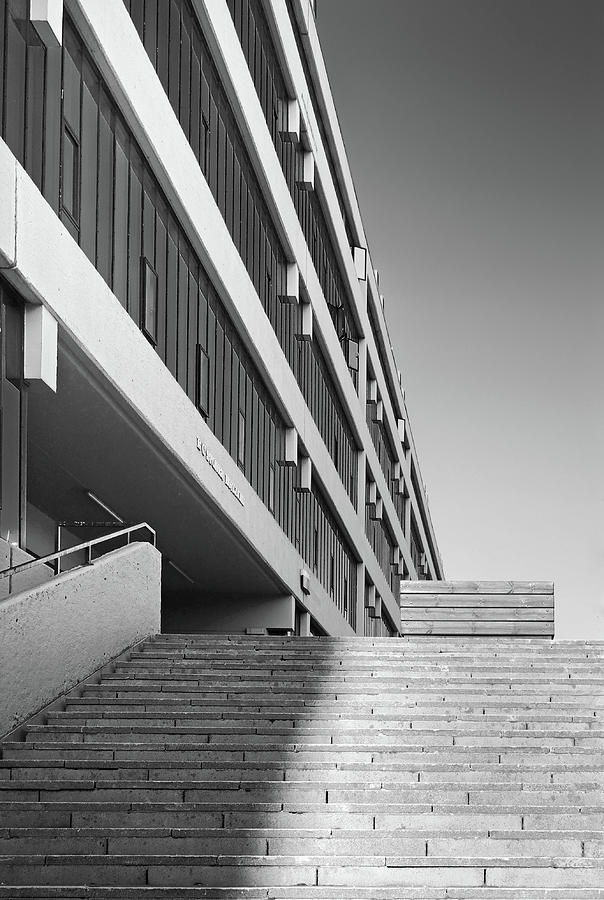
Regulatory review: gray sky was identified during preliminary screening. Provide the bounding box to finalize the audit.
[317,0,604,638]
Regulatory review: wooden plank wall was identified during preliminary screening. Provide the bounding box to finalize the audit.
[399,582,555,638]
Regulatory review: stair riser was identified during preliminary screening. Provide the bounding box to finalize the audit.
[2,634,602,895]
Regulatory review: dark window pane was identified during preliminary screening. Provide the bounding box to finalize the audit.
[62,42,81,134]
[238,411,246,467]
[177,250,188,391]
[5,298,23,384]
[165,229,178,376]
[144,0,158,66]
[62,126,80,223]
[157,0,169,91]
[179,18,190,137]
[113,125,129,306]
[127,157,143,323]
[96,94,114,282]
[168,0,180,112]
[141,257,158,344]
[80,77,99,261]
[155,210,168,359]
[196,345,209,416]
[25,42,45,190]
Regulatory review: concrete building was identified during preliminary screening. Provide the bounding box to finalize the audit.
[0,0,442,637]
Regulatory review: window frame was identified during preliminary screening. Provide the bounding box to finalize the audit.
[196,343,210,417]
[140,256,159,345]
[61,122,81,226]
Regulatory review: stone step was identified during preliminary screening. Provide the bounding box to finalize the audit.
[3,765,601,796]
[132,652,604,664]
[1,827,598,858]
[1,854,604,888]
[130,658,604,668]
[73,689,604,707]
[39,716,603,744]
[4,743,603,777]
[3,779,601,807]
[111,665,604,677]
[2,758,601,787]
[46,706,604,723]
[0,887,603,899]
[2,634,602,896]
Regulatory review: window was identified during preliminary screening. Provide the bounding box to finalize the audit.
[62,125,80,224]
[237,410,246,467]
[202,116,210,176]
[268,465,275,512]
[329,553,335,596]
[141,257,158,344]
[313,527,319,572]
[196,345,210,416]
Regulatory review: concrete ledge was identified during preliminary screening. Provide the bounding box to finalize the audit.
[400,581,555,638]
[0,542,161,737]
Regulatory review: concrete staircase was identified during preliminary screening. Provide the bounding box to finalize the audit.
[0,634,603,898]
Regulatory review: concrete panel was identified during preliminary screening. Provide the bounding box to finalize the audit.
[0,541,160,736]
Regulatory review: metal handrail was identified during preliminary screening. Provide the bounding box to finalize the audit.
[0,523,156,593]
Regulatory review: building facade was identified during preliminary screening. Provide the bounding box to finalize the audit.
[0,0,442,636]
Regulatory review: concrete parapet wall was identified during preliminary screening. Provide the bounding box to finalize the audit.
[0,538,52,600]
[0,542,161,737]
[400,581,554,638]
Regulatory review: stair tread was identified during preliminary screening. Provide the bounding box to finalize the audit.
[2,634,602,892]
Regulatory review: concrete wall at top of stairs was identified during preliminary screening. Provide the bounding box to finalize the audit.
[0,541,161,737]
[400,580,555,637]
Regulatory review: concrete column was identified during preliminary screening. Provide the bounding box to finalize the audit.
[299,610,311,637]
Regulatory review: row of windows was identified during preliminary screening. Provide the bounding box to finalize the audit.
[0,10,358,621]
[226,0,360,390]
[224,0,403,581]
[0,0,56,199]
[365,503,400,597]
[363,588,397,638]
[410,458,439,579]
[410,514,427,581]
[366,401,406,534]
[121,0,359,506]
[283,0,355,249]
[294,487,357,629]
[366,298,406,463]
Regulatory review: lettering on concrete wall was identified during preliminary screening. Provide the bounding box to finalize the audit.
[196,438,244,507]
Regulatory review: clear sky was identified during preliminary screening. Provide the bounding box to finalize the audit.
[317,0,604,639]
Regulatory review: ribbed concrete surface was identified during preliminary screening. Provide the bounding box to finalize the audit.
[0,634,603,898]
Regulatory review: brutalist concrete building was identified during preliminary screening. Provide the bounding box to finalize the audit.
[0,0,442,636]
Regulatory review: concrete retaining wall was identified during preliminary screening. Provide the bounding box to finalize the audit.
[0,541,161,736]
